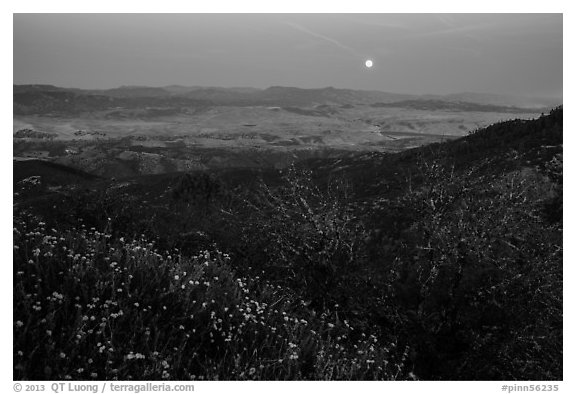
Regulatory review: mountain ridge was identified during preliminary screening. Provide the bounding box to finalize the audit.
[14,84,561,112]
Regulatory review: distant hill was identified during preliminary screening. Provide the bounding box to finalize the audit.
[145,86,412,107]
[88,86,174,98]
[13,88,213,115]
[424,92,562,109]
[255,86,413,106]
[370,99,535,113]
[14,84,560,116]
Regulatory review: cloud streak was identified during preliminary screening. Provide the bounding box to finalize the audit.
[285,22,359,56]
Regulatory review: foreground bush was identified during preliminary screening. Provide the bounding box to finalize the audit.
[234,166,369,311]
[13,211,409,380]
[383,155,562,379]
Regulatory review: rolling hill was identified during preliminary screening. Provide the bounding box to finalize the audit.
[14,84,559,116]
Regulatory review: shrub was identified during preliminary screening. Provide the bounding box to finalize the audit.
[13,210,408,380]
[386,156,562,379]
[234,166,369,311]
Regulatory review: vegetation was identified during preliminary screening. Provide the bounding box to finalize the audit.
[13,109,562,380]
[13,214,409,380]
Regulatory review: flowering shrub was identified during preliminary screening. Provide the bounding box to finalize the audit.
[13,211,408,380]
[235,166,369,311]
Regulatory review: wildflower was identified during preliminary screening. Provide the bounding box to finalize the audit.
[174,275,180,280]
[90,372,98,378]
[60,352,66,359]
[15,320,24,328]
[248,367,256,375]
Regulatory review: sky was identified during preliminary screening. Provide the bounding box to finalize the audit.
[13,13,563,98]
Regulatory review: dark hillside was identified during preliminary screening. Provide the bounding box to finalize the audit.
[302,107,562,200]
[407,106,562,168]
[14,159,100,185]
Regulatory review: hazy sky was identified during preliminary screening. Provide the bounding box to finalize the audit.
[13,13,562,98]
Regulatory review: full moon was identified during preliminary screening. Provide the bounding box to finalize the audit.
[365,60,373,68]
